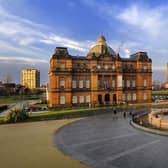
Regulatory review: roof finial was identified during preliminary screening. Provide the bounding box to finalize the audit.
[97,33,106,45]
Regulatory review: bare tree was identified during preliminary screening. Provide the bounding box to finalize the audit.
[3,74,13,96]
[4,74,12,84]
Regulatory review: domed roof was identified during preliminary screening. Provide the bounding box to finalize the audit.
[97,35,106,45]
[87,35,116,58]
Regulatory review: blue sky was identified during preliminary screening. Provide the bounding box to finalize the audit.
[0,0,167,84]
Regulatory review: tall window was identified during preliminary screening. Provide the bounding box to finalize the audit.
[143,66,147,72]
[72,80,76,88]
[104,81,108,89]
[79,96,84,103]
[60,96,65,104]
[98,80,101,88]
[79,80,83,88]
[117,75,123,87]
[144,79,147,87]
[60,64,65,70]
[112,64,115,70]
[104,65,108,70]
[127,93,131,101]
[97,65,101,69]
[122,80,125,87]
[133,93,136,101]
[86,80,90,88]
[60,80,65,88]
[112,80,115,88]
[143,93,147,100]
[127,80,130,87]
[132,80,136,87]
[86,95,90,103]
[72,96,77,104]
[122,94,126,101]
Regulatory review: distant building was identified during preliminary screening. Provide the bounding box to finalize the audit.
[22,69,40,89]
[166,63,168,83]
[49,35,152,107]
[162,63,168,89]
[153,80,162,90]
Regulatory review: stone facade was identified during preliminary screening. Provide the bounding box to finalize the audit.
[49,35,152,107]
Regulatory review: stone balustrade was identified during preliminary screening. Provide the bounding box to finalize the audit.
[148,109,168,129]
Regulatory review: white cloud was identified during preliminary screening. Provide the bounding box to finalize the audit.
[0,4,48,30]
[82,1,168,69]
[0,4,94,60]
[41,34,94,52]
[0,56,48,65]
[0,40,48,58]
[115,4,168,71]
[153,66,166,71]
[117,5,168,38]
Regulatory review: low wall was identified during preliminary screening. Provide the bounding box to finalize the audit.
[148,109,168,129]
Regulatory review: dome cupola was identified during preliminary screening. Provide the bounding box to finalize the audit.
[87,34,116,58]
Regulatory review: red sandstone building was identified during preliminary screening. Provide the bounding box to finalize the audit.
[49,35,152,107]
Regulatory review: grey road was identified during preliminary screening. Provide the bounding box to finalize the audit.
[54,112,168,168]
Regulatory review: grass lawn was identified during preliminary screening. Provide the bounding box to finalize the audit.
[0,116,6,122]
[29,101,168,119]
[28,106,116,118]
[28,107,100,118]
[0,96,41,105]
[152,90,168,96]
[0,96,21,105]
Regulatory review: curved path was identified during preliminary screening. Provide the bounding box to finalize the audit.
[54,112,168,168]
[0,119,89,168]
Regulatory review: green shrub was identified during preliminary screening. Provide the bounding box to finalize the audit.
[7,108,28,123]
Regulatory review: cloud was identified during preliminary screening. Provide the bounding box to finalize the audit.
[41,34,94,52]
[0,40,49,59]
[0,56,48,65]
[0,4,95,61]
[0,1,167,83]
[153,66,166,71]
[82,1,168,69]
[115,4,168,69]
[0,4,48,30]
[116,5,168,38]
[0,8,48,48]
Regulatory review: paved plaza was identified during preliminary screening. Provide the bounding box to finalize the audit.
[0,119,89,168]
[55,112,168,168]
